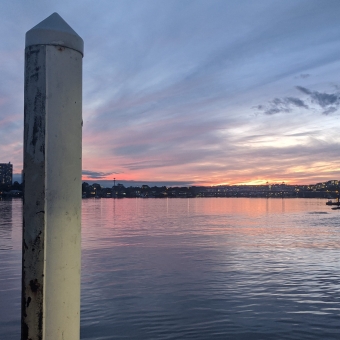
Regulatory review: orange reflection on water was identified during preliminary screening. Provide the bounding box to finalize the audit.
[81,198,339,251]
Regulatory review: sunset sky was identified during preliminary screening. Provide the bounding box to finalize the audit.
[1,0,340,186]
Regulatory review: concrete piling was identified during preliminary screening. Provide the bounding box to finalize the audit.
[22,13,83,340]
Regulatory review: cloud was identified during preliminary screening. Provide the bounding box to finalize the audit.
[84,179,194,187]
[256,86,340,116]
[296,86,339,107]
[82,170,120,179]
[322,107,337,115]
[295,73,310,79]
[296,86,340,114]
[255,96,308,115]
[286,97,308,108]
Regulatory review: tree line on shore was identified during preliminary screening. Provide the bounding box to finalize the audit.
[1,180,339,199]
[81,182,340,199]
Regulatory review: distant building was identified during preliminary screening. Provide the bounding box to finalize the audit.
[0,162,13,185]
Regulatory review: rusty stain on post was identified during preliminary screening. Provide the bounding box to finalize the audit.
[22,44,46,340]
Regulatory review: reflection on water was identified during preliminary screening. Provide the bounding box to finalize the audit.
[1,198,340,339]
[81,198,340,340]
[0,199,22,340]
[0,198,13,250]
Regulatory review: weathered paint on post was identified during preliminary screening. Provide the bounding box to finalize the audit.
[22,13,83,340]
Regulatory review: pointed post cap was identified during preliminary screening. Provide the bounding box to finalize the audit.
[26,13,84,56]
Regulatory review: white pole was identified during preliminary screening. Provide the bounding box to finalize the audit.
[22,13,83,340]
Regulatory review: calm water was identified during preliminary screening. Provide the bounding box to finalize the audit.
[1,198,340,339]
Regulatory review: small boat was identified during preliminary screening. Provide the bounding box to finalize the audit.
[332,206,340,210]
[326,199,340,206]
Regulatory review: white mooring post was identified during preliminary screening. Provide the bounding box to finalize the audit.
[22,13,83,340]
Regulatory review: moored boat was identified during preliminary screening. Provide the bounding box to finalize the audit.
[326,198,340,206]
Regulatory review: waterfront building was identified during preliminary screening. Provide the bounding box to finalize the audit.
[0,162,12,185]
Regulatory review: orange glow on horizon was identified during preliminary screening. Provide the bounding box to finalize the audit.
[81,173,329,187]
